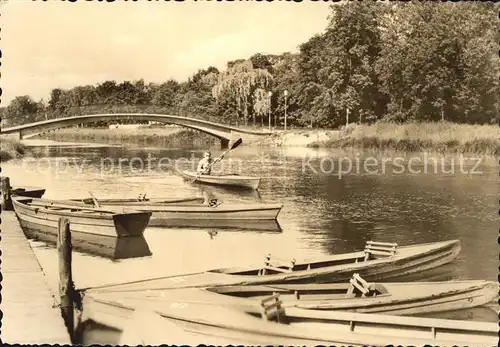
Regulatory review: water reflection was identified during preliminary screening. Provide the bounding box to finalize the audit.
[157,219,283,232]
[195,185,263,205]
[3,143,498,287]
[22,228,152,260]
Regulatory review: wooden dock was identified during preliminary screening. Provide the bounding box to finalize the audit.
[0,211,71,344]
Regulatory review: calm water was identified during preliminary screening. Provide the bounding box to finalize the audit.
[2,141,498,328]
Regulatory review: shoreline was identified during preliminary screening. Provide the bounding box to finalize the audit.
[33,127,219,149]
[0,138,31,162]
[4,121,498,157]
[306,122,500,156]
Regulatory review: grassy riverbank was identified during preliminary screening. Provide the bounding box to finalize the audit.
[37,127,219,148]
[308,122,500,156]
[29,122,500,155]
[0,138,28,162]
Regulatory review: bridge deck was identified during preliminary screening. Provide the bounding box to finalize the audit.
[0,211,71,344]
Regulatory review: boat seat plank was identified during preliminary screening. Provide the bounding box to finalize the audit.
[363,241,398,262]
[28,201,114,214]
[260,294,287,323]
[285,308,498,332]
[366,241,398,247]
[264,254,296,271]
[365,250,395,257]
[346,274,373,298]
[365,245,397,252]
[262,266,292,274]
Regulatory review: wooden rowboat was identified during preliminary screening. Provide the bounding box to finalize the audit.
[84,239,462,293]
[74,197,282,226]
[1,184,46,210]
[176,168,261,190]
[12,197,152,238]
[202,275,498,315]
[11,186,46,199]
[83,274,498,316]
[80,288,497,346]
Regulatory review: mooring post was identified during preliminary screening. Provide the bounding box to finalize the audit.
[0,176,12,210]
[58,217,75,340]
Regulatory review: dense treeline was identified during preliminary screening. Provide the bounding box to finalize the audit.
[2,2,498,128]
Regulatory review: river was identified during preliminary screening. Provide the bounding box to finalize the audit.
[2,140,498,339]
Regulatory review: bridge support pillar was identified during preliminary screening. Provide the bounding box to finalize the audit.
[220,139,229,150]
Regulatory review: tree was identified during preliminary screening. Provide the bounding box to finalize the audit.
[212,60,273,126]
[151,79,180,109]
[6,96,42,125]
[377,3,499,124]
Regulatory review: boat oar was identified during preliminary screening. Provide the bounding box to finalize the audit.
[191,138,243,182]
[89,191,100,208]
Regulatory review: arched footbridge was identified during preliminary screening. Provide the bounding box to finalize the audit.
[0,113,273,148]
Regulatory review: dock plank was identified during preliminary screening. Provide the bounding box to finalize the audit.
[0,211,71,344]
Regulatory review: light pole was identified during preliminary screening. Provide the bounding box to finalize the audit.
[268,91,272,131]
[284,89,288,131]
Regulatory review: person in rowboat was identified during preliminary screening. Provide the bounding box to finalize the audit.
[196,151,223,205]
[197,151,224,175]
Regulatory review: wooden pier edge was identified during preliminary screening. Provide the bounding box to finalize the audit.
[0,211,71,344]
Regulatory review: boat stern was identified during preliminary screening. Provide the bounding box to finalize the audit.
[113,211,152,237]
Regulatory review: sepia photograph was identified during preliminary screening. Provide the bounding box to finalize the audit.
[0,0,498,345]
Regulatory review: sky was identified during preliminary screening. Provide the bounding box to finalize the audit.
[1,1,331,104]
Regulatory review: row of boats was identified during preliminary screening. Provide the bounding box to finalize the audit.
[78,238,497,345]
[3,176,498,346]
[8,168,283,242]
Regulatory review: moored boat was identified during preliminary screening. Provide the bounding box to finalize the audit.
[74,197,282,226]
[176,168,261,190]
[203,274,498,315]
[80,288,497,346]
[12,197,152,238]
[0,181,46,210]
[84,239,462,293]
[11,186,46,199]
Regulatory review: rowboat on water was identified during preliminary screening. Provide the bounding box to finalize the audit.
[80,288,497,346]
[12,197,152,238]
[0,183,46,210]
[11,186,46,199]
[74,197,282,226]
[202,274,498,315]
[84,239,462,293]
[176,168,261,190]
[83,273,498,316]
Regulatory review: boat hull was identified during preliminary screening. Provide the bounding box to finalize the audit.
[80,291,498,346]
[85,240,462,293]
[1,185,46,210]
[11,186,46,198]
[76,199,282,225]
[12,197,151,238]
[177,169,261,190]
[206,280,499,316]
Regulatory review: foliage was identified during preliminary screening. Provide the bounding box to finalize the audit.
[2,3,498,129]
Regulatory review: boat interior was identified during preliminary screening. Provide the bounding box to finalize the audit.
[209,241,399,276]
[77,197,205,205]
[14,197,118,215]
[232,294,497,342]
[206,274,389,300]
